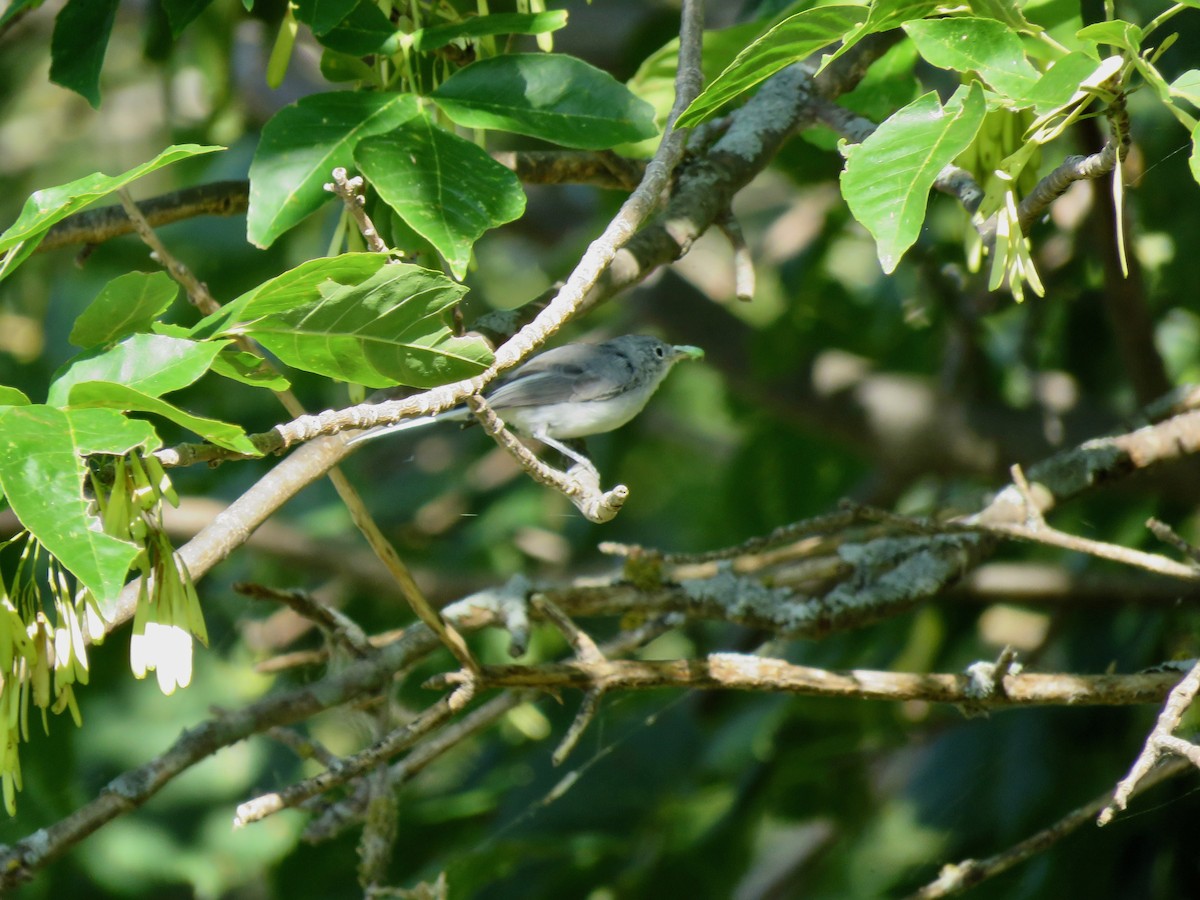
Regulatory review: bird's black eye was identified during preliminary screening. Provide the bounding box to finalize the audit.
[655,346,665,358]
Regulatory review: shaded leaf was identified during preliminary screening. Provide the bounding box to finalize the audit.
[412,11,567,51]
[0,406,156,604]
[431,54,656,149]
[317,1,402,56]
[69,272,179,348]
[842,83,986,273]
[160,0,214,36]
[356,116,526,278]
[0,144,223,283]
[247,91,419,248]
[294,0,356,35]
[676,5,868,128]
[209,349,292,391]
[49,0,118,107]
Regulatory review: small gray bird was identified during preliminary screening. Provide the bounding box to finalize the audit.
[349,335,704,471]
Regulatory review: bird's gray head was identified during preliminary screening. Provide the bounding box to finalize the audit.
[598,335,705,387]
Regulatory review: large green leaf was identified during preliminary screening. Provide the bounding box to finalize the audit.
[189,253,392,339]
[0,406,157,604]
[356,116,526,279]
[49,0,118,108]
[316,1,402,56]
[48,334,225,406]
[294,0,357,35]
[842,83,986,273]
[430,54,657,149]
[214,260,493,388]
[903,17,1040,102]
[69,272,180,348]
[247,91,420,248]
[0,144,223,283]
[676,6,868,128]
[66,383,257,453]
[412,11,568,51]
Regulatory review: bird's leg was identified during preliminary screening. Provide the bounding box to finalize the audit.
[533,432,599,478]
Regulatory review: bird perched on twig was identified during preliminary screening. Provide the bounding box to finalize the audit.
[349,335,704,473]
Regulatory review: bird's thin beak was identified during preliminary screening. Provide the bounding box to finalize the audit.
[672,345,704,362]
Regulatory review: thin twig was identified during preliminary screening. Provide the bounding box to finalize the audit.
[233,681,477,829]
[325,167,388,254]
[1099,657,1200,825]
[237,582,372,657]
[907,756,1192,898]
[116,188,221,315]
[1146,517,1200,566]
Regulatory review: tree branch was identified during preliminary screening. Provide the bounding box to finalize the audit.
[428,653,1183,707]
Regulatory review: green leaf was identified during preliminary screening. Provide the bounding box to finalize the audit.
[676,6,869,128]
[1026,51,1103,113]
[0,144,223,283]
[967,0,1037,33]
[819,0,942,73]
[627,18,766,140]
[842,83,986,273]
[210,349,292,391]
[1,0,43,28]
[0,386,30,406]
[1172,70,1200,108]
[49,0,118,107]
[1188,121,1200,187]
[1076,20,1142,52]
[69,272,179,348]
[212,257,493,388]
[903,17,1040,101]
[49,334,226,406]
[294,0,357,35]
[66,383,257,453]
[247,91,420,248]
[317,1,402,56]
[412,11,568,51]
[160,0,214,36]
[356,116,526,279]
[190,252,393,339]
[431,54,657,149]
[319,48,380,84]
[0,406,157,603]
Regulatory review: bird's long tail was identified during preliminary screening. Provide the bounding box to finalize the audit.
[345,407,468,446]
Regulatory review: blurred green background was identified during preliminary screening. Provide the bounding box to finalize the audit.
[2,0,1200,897]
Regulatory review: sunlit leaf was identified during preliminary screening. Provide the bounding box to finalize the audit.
[431,54,656,149]
[356,116,526,278]
[247,91,419,248]
[0,406,157,604]
[842,83,986,273]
